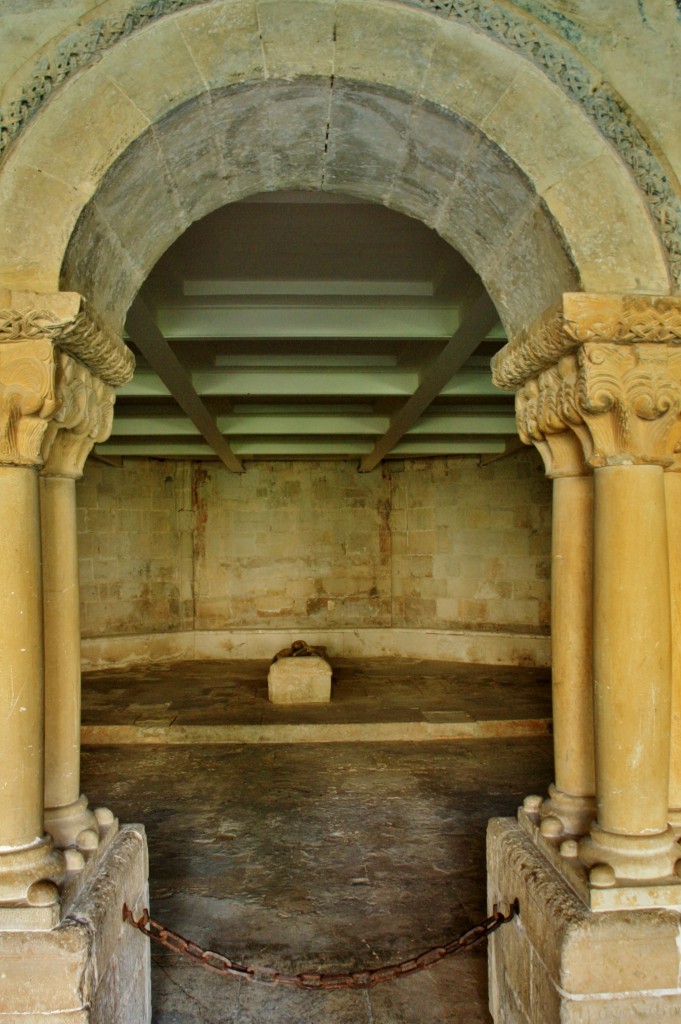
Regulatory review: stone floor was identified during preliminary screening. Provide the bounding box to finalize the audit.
[80,659,553,1023]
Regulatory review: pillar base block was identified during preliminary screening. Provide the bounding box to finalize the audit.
[0,825,150,1021]
[488,817,681,1023]
[520,800,681,911]
[45,794,102,852]
[538,785,596,839]
[0,835,65,918]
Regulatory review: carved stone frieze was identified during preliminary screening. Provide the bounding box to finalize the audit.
[1,0,679,287]
[0,339,59,466]
[515,341,681,468]
[494,293,681,392]
[0,291,134,388]
[42,353,116,479]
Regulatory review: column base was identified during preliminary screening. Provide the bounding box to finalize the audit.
[537,785,596,839]
[488,817,681,1023]
[0,835,65,926]
[0,825,150,1022]
[520,798,681,911]
[45,794,113,853]
[579,821,681,883]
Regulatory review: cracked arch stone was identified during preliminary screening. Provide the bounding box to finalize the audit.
[0,0,671,337]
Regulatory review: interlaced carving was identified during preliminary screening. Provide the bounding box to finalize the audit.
[494,295,681,392]
[42,353,116,477]
[0,340,58,466]
[0,1,679,287]
[0,301,134,388]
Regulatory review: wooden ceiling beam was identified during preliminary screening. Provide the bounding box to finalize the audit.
[358,291,500,472]
[125,297,244,473]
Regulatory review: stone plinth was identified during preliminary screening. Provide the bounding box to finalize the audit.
[487,818,681,1023]
[268,656,332,704]
[0,825,150,1023]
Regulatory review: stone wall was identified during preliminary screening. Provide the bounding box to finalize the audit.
[76,451,552,639]
[77,459,194,637]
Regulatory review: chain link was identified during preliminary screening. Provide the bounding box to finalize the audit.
[123,899,518,990]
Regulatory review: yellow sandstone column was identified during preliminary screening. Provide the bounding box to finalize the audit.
[0,338,65,908]
[41,358,116,852]
[575,342,681,884]
[666,465,681,827]
[498,296,681,895]
[532,432,595,839]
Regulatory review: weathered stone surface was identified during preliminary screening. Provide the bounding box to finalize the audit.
[258,0,336,78]
[268,655,332,703]
[77,454,551,644]
[80,731,555,1023]
[0,826,149,1022]
[487,818,681,1023]
[0,0,673,319]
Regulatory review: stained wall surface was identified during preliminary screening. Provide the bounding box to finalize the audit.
[76,451,551,638]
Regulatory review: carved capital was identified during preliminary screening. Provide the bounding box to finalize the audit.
[493,293,681,392]
[577,343,681,466]
[42,354,116,479]
[0,290,134,387]
[0,339,59,466]
[515,343,681,469]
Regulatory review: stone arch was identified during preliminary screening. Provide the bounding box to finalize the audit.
[0,0,671,338]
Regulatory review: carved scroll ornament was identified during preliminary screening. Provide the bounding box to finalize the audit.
[515,343,681,468]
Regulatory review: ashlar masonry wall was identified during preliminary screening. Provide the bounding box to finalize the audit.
[76,450,551,640]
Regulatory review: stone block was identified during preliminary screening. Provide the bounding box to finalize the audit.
[257,0,336,78]
[268,655,332,704]
[0,826,149,1023]
[487,818,681,1023]
[335,0,438,94]
[544,152,669,295]
[177,0,264,90]
[106,18,205,122]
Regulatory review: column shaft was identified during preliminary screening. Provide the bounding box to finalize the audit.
[665,471,681,823]
[41,475,82,812]
[0,468,45,846]
[539,472,595,838]
[593,464,671,836]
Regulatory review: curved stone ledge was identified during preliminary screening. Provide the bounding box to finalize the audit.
[80,626,551,670]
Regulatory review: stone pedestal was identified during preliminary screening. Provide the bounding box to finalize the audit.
[488,818,681,1023]
[268,655,332,704]
[0,825,151,1023]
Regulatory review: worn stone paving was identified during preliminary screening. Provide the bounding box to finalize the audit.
[80,664,553,1024]
[81,658,551,727]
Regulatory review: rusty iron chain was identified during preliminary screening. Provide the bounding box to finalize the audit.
[123,899,519,990]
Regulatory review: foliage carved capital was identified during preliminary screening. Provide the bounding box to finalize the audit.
[493,294,681,392]
[0,340,59,466]
[515,343,681,469]
[42,354,116,479]
[0,291,134,388]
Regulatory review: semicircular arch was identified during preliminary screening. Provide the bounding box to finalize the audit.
[0,0,671,336]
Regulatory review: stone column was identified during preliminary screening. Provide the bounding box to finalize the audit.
[0,338,65,909]
[493,293,681,900]
[666,463,681,826]
[41,354,116,853]
[529,430,595,839]
[571,342,681,884]
[0,290,134,917]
